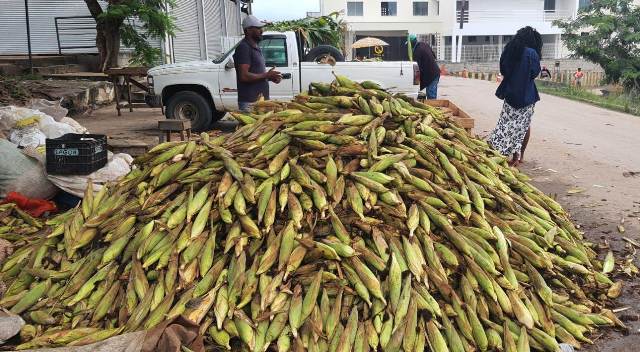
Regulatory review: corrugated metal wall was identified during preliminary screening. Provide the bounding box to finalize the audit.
[0,0,164,56]
[203,0,224,59]
[218,0,245,56]
[171,0,205,62]
[0,0,29,54]
[0,0,249,62]
[225,0,242,37]
[170,0,246,62]
[0,0,104,55]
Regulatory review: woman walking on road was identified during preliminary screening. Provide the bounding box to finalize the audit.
[488,26,542,166]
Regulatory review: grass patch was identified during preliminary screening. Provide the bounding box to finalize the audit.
[538,84,640,116]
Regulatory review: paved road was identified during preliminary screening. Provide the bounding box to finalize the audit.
[440,76,640,352]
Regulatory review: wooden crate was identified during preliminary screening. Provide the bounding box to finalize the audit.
[422,99,475,133]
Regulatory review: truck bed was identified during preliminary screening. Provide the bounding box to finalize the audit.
[300,61,418,98]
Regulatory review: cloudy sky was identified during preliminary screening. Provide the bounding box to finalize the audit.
[252,0,320,21]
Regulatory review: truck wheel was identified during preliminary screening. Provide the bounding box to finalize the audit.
[166,91,213,132]
[304,45,345,63]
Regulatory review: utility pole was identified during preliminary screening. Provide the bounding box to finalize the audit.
[24,0,33,74]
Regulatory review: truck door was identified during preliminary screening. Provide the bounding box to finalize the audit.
[219,49,240,111]
[259,34,296,101]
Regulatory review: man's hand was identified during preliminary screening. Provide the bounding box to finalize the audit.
[266,67,283,83]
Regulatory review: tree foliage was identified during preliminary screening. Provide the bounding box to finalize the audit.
[555,0,640,91]
[265,12,345,52]
[84,0,176,70]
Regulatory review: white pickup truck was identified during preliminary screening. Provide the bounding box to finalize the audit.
[147,31,420,131]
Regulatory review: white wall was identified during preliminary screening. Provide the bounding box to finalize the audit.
[322,0,448,35]
[452,0,575,36]
[322,0,576,37]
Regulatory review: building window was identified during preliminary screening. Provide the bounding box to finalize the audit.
[544,0,556,11]
[578,0,591,10]
[347,1,364,16]
[413,2,428,16]
[484,36,490,42]
[381,2,397,16]
[456,1,469,23]
[468,36,477,43]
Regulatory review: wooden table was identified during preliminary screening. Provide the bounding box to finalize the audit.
[105,67,151,116]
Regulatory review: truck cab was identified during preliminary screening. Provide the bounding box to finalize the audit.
[147,31,420,131]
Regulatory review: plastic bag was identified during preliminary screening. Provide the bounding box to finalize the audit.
[60,117,88,134]
[0,310,25,344]
[0,139,58,199]
[0,106,82,142]
[27,99,68,121]
[19,331,145,352]
[0,107,36,134]
[16,315,203,352]
[47,153,133,198]
[9,125,46,148]
[38,114,76,139]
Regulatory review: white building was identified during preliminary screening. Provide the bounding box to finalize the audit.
[320,0,597,62]
[0,0,249,64]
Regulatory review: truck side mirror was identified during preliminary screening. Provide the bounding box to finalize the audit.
[225,59,235,70]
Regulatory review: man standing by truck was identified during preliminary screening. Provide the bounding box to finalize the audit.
[233,15,283,112]
[409,34,440,99]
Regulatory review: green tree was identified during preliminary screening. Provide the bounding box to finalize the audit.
[266,12,346,52]
[555,0,640,91]
[83,0,176,71]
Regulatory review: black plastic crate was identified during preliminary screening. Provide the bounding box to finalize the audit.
[46,134,107,175]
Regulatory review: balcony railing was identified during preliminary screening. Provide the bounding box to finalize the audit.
[456,9,574,23]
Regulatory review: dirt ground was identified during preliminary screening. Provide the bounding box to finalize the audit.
[440,76,640,352]
[78,80,640,350]
[75,105,165,147]
[75,105,238,148]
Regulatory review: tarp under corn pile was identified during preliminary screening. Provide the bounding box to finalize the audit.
[0,76,623,351]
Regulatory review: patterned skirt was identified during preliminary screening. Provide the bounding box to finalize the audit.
[488,102,535,157]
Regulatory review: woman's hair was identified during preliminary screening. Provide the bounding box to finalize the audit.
[502,26,543,63]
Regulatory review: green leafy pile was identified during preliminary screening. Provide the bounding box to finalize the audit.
[266,12,345,52]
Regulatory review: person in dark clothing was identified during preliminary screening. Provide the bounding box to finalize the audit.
[488,26,542,167]
[540,65,551,79]
[233,15,282,112]
[409,34,440,99]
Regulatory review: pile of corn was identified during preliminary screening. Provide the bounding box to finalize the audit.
[0,203,43,244]
[0,76,622,351]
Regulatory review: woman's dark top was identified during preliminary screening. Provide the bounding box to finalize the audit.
[496,47,541,109]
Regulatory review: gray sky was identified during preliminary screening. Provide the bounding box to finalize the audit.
[252,0,320,21]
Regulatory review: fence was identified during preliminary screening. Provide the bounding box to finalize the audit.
[450,70,605,88]
[442,44,570,63]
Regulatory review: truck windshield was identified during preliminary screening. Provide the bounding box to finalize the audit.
[212,35,287,65]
